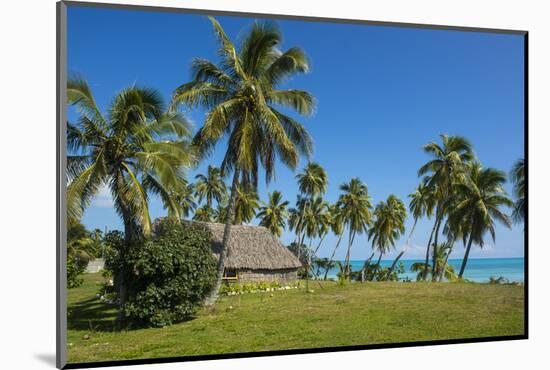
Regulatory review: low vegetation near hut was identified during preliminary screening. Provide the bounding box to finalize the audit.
[103,219,217,327]
[68,273,524,363]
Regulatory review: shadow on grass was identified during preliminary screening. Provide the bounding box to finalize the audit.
[68,297,119,332]
[68,296,199,333]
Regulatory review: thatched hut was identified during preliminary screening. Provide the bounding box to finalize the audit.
[152,218,302,283]
[200,222,302,283]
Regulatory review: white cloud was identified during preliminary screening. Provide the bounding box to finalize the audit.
[91,185,113,208]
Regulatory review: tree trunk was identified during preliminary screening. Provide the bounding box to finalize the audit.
[324,235,343,280]
[204,168,240,306]
[361,251,375,282]
[344,229,355,279]
[423,222,436,281]
[438,244,454,282]
[431,215,443,282]
[306,237,313,290]
[294,205,307,259]
[115,171,139,322]
[387,221,417,281]
[376,252,383,266]
[459,233,475,279]
[386,250,405,281]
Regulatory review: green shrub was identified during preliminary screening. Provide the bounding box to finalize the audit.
[67,257,86,288]
[122,219,216,327]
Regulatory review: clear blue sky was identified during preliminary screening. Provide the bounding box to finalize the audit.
[67,5,525,260]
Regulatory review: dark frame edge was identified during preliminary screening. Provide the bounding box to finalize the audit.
[57,1,68,369]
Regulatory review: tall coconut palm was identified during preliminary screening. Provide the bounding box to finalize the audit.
[367,195,407,279]
[294,162,329,250]
[408,180,436,280]
[310,199,332,258]
[67,77,195,309]
[324,204,345,280]
[302,197,330,286]
[257,190,289,236]
[337,178,373,278]
[450,162,513,278]
[194,165,227,209]
[510,158,525,223]
[233,185,260,225]
[172,18,314,303]
[418,134,474,281]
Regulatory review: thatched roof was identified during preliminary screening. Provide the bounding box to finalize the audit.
[153,218,301,270]
[197,222,302,270]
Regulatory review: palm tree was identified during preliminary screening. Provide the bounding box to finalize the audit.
[451,162,513,278]
[408,180,436,280]
[302,197,330,286]
[418,135,474,281]
[324,204,345,280]
[288,195,310,260]
[411,243,458,281]
[366,195,407,279]
[337,178,373,278]
[193,205,215,222]
[67,220,100,264]
[67,77,194,309]
[294,162,329,251]
[257,190,289,236]
[233,185,260,225]
[213,200,228,223]
[173,183,197,219]
[510,158,525,223]
[194,165,227,209]
[172,18,314,303]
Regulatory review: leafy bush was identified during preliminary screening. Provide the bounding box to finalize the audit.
[122,219,217,327]
[67,257,86,288]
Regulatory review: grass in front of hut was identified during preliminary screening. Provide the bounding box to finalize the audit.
[67,273,524,364]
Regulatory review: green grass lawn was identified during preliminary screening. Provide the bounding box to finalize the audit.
[67,273,525,364]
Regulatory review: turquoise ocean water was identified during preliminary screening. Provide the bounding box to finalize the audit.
[322,258,525,283]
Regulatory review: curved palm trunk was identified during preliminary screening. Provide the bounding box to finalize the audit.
[344,229,355,279]
[205,168,240,306]
[361,251,375,282]
[423,222,436,281]
[324,234,343,280]
[310,234,326,281]
[438,244,454,282]
[376,252,383,266]
[386,248,407,281]
[387,220,417,281]
[313,234,326,257]
[459,233,475,279]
